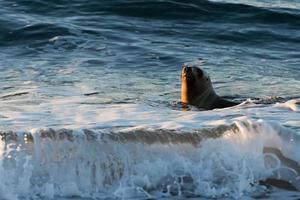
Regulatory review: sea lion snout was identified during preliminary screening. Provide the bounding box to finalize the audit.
[181,65,192,79]
[182,65,191,74]
[181,65,203,79]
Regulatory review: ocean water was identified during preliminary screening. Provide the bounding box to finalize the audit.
[0,0,300,199]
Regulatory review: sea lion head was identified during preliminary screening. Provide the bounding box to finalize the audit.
[181,64,217,108]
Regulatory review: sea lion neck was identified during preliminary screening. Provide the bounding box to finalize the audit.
[181,79,219,110]
[181,77,189,104]
[192,87,218,110]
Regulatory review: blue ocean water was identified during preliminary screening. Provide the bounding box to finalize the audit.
[0,0,300,199]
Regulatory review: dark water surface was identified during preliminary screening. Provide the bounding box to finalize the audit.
[1,0,299,99]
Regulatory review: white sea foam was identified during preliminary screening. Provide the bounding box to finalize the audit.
[0,118,299,199]
[210,0,300,9]
[274,98,300,112]
[0,81,299,200]
[1,95,299,131]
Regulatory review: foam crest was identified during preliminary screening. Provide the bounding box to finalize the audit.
[0,119,299,199]
[275,98,300,112]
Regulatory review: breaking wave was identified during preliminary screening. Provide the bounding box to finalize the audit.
[1,119,299,199]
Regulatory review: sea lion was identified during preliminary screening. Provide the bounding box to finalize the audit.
[181,64,238,110]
